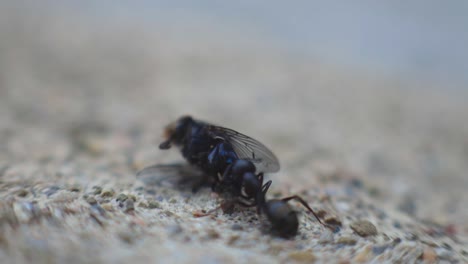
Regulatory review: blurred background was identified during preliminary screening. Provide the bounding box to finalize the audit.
[1,0,467,225]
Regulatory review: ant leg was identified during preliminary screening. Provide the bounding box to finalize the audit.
[281,195,326,226]
[262,180,272,194]
[193,201,230,217]
[253,180,271,215]
[193,206,222,217]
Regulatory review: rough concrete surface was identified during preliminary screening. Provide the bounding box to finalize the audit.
[0,3,467,263]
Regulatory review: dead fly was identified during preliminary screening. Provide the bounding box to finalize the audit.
[158,115,280,189]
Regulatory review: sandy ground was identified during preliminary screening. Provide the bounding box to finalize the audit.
[0,3,467,263]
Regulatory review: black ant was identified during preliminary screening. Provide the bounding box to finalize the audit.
[197,159,330,238]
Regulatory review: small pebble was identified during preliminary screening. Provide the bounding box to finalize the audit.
[392,237,402,245]
[116,194,128,203]
[101,189,115,198]
[205,229,220,240]
[68,186,81,192]
[44,186,61,197]
[92,186,102,195]
[227,235,240,245]
[337,237,357,245]
[162,210,175,217]
[350,220,377,237]
[406,233,418,240]
[422,247,437,263]
[286,251,316,263]
[137,202,148,208]
[372,245,389,255]
[86,197,97,205]
[101,203,115,212]
[324,216,342,226]
[51,191,78,203]
[147,201,161,209]
[123,199,135,213]
[315,209,327,218]
[16,189,28,197]
[231,224,243,231]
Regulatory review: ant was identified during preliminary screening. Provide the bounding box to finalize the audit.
[197,159,330,238]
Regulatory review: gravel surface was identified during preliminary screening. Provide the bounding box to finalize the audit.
[0,3,467,263]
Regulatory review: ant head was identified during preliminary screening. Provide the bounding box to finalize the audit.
[264,200,299,238]
[159,115,193,149]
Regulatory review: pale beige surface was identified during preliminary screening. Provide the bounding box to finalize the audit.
[0,4,467,263]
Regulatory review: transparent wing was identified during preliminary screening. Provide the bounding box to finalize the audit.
[206,125,280,173]
[136,163,205,186]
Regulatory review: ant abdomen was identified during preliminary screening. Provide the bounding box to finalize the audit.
[264,195,329,237]
[264,200,299,237]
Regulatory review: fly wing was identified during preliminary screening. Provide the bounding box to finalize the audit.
[206,125,280,173]
[136,163,204,186]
